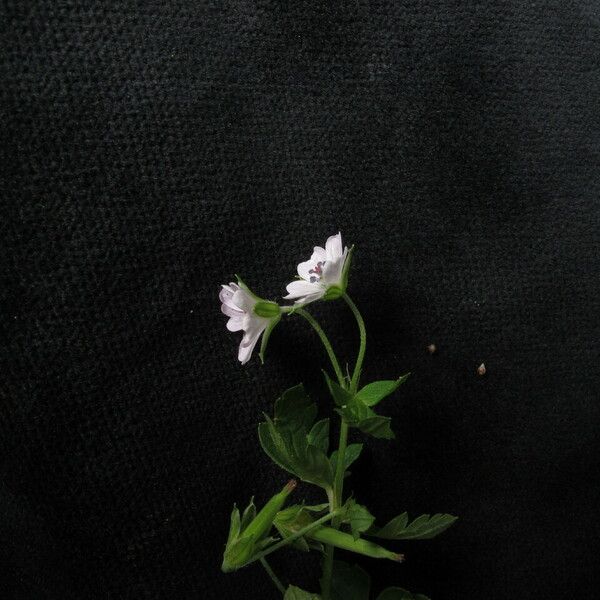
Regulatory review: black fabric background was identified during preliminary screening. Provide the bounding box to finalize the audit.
[1,2,599,599]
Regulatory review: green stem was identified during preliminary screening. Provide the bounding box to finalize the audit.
[249,510,339,564]
[294,308,345,386]
[343,293,367,394]
[332,421,349,519]
[260,557,286,595]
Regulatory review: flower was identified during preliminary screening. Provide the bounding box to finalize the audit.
[284,232,352,305]
[219,279,281,364]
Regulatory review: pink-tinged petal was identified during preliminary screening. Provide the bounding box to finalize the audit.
[221,302,243,318]
[226,315,244,331]
[325,233,343,261]
[238,319,267,364]
[220,283,242,310]
[232,288,255,312]
[297,259,316,281]
[283,280,323,300]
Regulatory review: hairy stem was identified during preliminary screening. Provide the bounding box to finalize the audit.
[260,557,286,595]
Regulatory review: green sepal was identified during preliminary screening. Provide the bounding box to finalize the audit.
[258,314,281,364]
[377,588,431,600]
[335,395,394,440]
[284,585,321,600]
[329,443,363,473]
[253,300,281,319]
[355,373,410,407]
[370,512,458,540]
[323,284,343,300]
[240,498,256,531]
[327,559,370,600]
[323,370,353,406]
[340,245,354,292]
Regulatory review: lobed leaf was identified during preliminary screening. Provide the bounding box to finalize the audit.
[372,512,458,540]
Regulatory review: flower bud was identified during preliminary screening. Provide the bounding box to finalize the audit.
[222,480,297,572]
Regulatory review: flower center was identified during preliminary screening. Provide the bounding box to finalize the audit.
[309,261,325,283]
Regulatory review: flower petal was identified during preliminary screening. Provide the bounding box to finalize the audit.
[325,233,343,261]
[322,256,344,285]
[220,283,242,310]
[232,288,255,313]
[283,280,323,300]
[238,318,268,364]
[226,315,244,331]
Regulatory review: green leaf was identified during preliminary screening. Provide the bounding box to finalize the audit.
[342,500,375,540]
[372,512,458,540]
[336,396,395,440]
[377,587,431,600]
[308,418,330,454]
[330,443,363,472]
[259,387,334,489]
[258,419,334,489]
[323,371,353,406]
[327,560,370,600]
[275,384,317,432]
[355,374,410,407]
[356,415,394,439]
[284,585,321,600]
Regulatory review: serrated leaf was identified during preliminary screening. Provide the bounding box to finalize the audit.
[327,560,370,600]
[308,418,330,454]
[342,500,375,540]
[323,371,353,406]
[355,374,410,407]
[259,392,334,490]
[284,585,321,600]
[275,384,317,432]
[330,443,363,472]
[372,512,458,540]
[377,587,431,600]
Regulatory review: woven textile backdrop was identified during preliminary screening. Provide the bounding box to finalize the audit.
[2,2,599,599]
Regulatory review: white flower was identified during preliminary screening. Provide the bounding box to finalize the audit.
[284,232,352,305]
[219,280,281,364]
